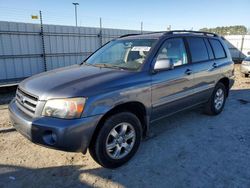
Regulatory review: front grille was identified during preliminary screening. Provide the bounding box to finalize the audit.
[15,87,38,117]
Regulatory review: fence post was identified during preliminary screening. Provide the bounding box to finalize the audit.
[40,10,47,71]
[99,17,103,47]
[239,35,245,60]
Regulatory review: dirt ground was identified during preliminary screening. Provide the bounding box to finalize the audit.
[0,64,250,188]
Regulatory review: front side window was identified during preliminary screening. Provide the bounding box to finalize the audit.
[187,37,209,63]
[85,39,156,70]
[156,38,188,67]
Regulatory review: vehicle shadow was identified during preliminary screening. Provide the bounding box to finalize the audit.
[0,164,117,188]
[1,89,250,187]
[147,88,250,139]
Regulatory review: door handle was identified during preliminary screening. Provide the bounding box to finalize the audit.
[213,63,218,68]
[185,69,192,75]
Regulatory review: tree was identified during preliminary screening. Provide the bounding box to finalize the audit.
[199,25,247,35]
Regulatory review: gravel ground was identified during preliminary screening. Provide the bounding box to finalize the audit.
[0,64,250,187]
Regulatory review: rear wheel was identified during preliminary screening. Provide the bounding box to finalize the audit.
[89,112,142,168]
[204,82,226,115]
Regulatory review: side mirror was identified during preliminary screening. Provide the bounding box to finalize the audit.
[248,51,250,56]
[154,59,174,71]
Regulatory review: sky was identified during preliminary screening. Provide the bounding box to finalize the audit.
[0,0,249,31]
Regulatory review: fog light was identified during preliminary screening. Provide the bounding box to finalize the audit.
[51,132,57,143]
[43,130,57,145]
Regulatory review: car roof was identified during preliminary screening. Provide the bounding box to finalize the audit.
[118,30,219,40]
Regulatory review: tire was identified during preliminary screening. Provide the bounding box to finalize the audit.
[89,112,142,168]
[204,82,227,115]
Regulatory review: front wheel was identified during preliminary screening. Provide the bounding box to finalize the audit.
[204,82,227,115]
[89,112,142,168]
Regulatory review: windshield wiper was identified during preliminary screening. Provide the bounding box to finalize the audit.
[82,63,135,71]
[92,63,112,68]
[108,64,135,71]
[89,63,116,69]
[94,64,135,71]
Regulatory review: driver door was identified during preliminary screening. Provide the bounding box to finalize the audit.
[151,38,195,121]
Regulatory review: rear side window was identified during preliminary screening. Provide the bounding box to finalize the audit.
[186,37,209,63]
[209,39,226,59]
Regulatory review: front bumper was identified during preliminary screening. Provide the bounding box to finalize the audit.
[240,64,250,74]
[8,99,102,153]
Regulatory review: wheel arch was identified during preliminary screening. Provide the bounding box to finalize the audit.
[89,101,149,149]
[217,77,230,97]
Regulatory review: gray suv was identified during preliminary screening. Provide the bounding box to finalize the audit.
[9,30,234,168]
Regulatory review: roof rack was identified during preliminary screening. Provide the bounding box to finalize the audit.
[142,31,166,35]
[119,33,141,38]
[119,31,166,38]
[165,30,218,37]
[118,30,218,39]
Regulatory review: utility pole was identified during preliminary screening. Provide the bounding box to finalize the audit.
[141,21,143,34]
[99,17,103,47]
[72,3,79,27]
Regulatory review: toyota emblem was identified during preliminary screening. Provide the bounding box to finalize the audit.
[19,96,26,103]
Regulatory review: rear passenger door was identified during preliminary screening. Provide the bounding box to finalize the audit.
[186,37,221,103]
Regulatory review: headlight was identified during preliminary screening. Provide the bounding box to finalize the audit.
[42,98,86,119]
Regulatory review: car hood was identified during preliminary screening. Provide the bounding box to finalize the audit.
[19,64,134,100]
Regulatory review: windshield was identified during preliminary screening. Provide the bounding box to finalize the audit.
[85,39,157,70]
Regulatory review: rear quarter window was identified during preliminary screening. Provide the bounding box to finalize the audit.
[186,37,209,63]
[209,39,226,59]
